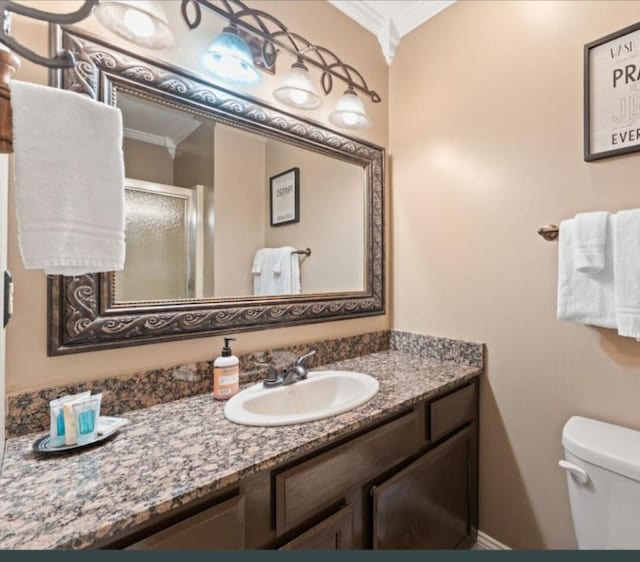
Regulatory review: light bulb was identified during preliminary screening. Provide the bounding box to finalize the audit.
[94,1,175,49]
[342,112,358,126]
[202,54,258,84]
[123,8,155,38]
[273,60,322,109]
[202,27,260,85]
[329,89,370,130]
[289,89,309,106]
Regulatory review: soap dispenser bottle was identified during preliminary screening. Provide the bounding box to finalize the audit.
[213,337,239,400]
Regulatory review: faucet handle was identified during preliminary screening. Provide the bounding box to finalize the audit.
[295,349,316,367]
[255,361,279,379]
[255,361,281,387]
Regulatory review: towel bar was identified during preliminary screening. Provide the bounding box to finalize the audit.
[0,49,19,154]
[291,248,311,257]
[538,224,559,241]
[0,0,100,154]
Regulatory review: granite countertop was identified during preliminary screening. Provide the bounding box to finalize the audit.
[0,350,481,549]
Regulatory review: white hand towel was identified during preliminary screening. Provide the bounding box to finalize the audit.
[573,211,609,273]
[614,209,640,339]
[557,216,616,329]
[275,247,301,295]
[252,248,282,296]
[11,80,125,275]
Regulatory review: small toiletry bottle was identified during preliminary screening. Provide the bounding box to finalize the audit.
[213,337,239,400]
[59,391,91,446]
[72,393,102,446]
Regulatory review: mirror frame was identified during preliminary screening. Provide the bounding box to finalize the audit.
[47,27,384,355]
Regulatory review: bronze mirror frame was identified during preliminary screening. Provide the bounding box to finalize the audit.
[47,27,384,356]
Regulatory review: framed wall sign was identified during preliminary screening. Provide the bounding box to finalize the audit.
[585,22,640,161]
[270,167,300,226]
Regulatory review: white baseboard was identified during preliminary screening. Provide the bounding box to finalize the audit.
[474,531,511,550]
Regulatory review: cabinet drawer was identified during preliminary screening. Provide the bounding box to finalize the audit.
[279,505,353,550]
[126,495,245,550]
[429,383,476,441]
[275,409,422,534]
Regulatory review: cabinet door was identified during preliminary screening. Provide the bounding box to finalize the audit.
[372,425,477,549]
[275,409,422,534]
[280,505,353,550]
[126,495,245,550]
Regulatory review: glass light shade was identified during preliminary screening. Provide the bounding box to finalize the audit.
[273,61,322,109]
[329,89,370,130]
[201,27,261,85]
[95,0,175,49]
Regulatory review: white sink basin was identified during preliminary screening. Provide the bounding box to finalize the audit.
[224,370,379,426]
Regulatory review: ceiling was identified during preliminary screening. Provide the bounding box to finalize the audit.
[118,92,204,159]
[329,0,455,64]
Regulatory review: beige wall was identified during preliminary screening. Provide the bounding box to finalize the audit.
[123,138,174,185]
[6,0,389,394]
[265,141,365,294]
[391,0,640,549]
[213,125,266,297]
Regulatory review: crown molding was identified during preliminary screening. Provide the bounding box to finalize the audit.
[123,118,202,159]
[329,0,455,64]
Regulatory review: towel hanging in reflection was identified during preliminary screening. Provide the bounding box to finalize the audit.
[252,247,301,296]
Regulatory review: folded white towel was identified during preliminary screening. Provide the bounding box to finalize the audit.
[573,211,609,273]
[252,247,301,296]
[557,216,616,329]
[614,209,640,339]
[252,248,283,296]
[11,80,125,275]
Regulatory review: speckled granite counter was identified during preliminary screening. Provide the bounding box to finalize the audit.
[0,349,482,549]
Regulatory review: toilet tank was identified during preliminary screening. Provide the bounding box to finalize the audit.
[562,416,640,549]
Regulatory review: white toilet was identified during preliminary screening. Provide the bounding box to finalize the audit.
[561,416,640,549]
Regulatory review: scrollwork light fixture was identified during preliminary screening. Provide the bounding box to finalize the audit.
[181,0,380,127]
[0,0,381,130]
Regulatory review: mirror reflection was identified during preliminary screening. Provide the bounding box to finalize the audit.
[115,91,367,303]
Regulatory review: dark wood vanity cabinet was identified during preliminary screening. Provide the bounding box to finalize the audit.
[280,505,354,550]
[125,495,246,550]
[372,425,478,549]
[106,380,479,551]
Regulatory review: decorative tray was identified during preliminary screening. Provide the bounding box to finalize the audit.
[32,417,128,454]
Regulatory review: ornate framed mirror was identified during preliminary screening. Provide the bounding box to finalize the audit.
[47,27,384,355]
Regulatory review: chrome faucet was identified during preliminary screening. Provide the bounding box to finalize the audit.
[281,349,316,385]
[256,349,317,388]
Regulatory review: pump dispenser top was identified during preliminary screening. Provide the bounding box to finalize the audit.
[221,337,236,357]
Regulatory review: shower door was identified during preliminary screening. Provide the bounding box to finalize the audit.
[115,178,203,302]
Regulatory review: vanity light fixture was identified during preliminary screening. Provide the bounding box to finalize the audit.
[0,0,381,132]
[329,88,370,130]
[273,58,322,110]
[94,0,175,49]
[182,0,382,129]
[201,25,261,85]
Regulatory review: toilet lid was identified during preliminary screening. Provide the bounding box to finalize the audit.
[562,416,640,482]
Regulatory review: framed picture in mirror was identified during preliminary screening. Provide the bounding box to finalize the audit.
[270,167,299,226]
